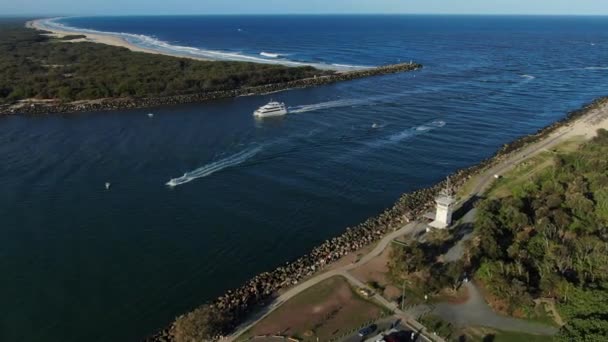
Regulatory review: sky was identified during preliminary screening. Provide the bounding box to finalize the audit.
[2,0,608,16]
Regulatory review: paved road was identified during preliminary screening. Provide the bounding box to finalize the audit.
[423,282,558,335]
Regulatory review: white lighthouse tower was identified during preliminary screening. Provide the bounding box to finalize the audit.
[429,177,455,229]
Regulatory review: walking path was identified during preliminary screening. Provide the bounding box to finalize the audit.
[408,282,558,335]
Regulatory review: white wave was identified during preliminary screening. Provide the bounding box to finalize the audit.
[584,66,608,70]
[260,52,281,58]
[520,74,536,80]
[36,18,370,71]
[166,146,262,187]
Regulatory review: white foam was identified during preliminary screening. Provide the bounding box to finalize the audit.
[37,18,370,71]
[260,52,281,58]
[584,66,608,70]
[166,146,262,187]
[520,74,536,80]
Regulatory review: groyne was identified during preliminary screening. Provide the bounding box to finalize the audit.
[145,96,608,342]
[0,62,421,116]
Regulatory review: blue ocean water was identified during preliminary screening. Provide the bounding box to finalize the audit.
[2,15,608,342]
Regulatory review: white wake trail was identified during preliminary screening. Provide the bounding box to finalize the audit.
[166,146,263,187]
[369,120,446,147]
[288,99,370,114]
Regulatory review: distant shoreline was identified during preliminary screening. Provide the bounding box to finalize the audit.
[27,18,367,71]
[27,18,212,61]
[0,19,423,116]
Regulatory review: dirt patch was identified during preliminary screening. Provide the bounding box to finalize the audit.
[437,285,470,304]
[350,245,392,287]
[248,276,384,341]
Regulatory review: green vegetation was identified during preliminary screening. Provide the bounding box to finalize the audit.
[470,129,608,341]
[388,231,465,303]
[419,314,456,340]
[0,21,328,104]
[487,137,587,198]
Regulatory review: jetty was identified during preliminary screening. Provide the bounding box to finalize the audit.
[0,62,422,116]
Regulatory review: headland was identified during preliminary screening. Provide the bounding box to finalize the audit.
[145,96,608,341]
[0,19,422,115]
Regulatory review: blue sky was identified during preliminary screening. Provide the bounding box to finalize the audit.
[3,0,608,16]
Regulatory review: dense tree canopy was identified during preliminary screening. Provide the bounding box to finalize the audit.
[471,129,608,340]
[0,21,327,104]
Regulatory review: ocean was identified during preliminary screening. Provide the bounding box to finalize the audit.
[2,15,608,342]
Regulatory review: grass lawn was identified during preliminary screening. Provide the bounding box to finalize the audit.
[240,276,389,341]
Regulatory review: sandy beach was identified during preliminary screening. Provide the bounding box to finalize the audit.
[27,18,211,61]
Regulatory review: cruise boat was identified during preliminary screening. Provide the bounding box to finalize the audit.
[253,101,288,118]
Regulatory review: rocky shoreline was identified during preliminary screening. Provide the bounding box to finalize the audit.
[145,96,608,342]
[0,62,421,116]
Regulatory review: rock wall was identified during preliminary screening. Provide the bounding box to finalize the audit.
[0,63,422,116]
[145,97,608,341]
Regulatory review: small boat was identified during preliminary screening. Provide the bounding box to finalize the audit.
[372,123,379,129]
[105,182,111,190]
[253,101,288,118]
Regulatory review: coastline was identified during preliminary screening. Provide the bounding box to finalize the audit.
[145,96,608,341]
[27,18,211,61]
[0,19,423,116]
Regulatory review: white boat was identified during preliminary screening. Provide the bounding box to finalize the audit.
[253,101,288,118]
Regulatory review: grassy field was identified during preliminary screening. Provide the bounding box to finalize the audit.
[485,136,585,198]
[454,136,586,200]
[240,276,389,341]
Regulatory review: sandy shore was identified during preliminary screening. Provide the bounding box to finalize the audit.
[27,18,211,61]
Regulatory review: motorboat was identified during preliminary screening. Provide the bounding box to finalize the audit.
[253,101,288,118]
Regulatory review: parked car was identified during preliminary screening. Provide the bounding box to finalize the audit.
[358,324,377,337]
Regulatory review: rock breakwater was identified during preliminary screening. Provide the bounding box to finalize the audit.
[146,96,608,342]
[0,62,422,116]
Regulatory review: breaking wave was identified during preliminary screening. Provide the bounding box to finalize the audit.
[36,18,369,71]
[260,52,281,58]
[166,146,263,187]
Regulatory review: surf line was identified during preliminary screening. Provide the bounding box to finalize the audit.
[166,146,263,187]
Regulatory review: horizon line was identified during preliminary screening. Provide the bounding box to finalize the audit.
[4,13,608,18]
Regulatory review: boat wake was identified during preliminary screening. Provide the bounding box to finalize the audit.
[369,120,446,147]
[166,146,263,187]
[37,18,368,71]
[288,98,370,114]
